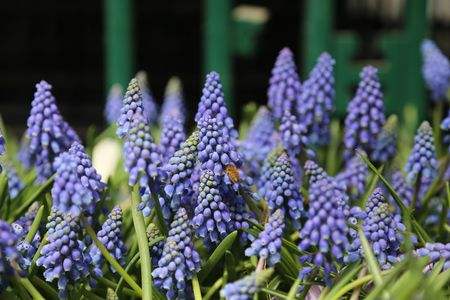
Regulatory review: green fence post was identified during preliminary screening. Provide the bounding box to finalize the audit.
[302,0,333,74]
[104,0,134,90]
[203,0,234,116]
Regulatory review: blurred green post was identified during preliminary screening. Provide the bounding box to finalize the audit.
[104,0,134,90]
[203,0,234,116]
[303,0,333,74]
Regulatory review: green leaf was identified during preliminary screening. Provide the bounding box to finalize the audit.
[85,223,143,297]
[25,205,45,243]
[11,174,55,221]
[357,150,432,243]
[30,276,59,300]
[261,287,288,299]
[286,278,301,300]
[192,274,203,300]
[324,263,362,299]
[198,231,238,282]
[357,226,382,286]
[203,278,223,300]
[150,192,168,236]
[359,165,383,207]
[130,184,152,300]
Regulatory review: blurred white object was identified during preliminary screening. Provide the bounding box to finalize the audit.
[305,285,324,300]
[92,138,121,182]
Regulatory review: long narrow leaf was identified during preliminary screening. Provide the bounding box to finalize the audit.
[198,231,237,282]
[357,226,382,286]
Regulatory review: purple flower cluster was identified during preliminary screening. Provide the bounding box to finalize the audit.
[390,171,413,209]
[116,78,146,138]
[441,110,450,148]
[0,220,21,279]
[136,71,158,124]
[197,114,241,177]
[220,269,272,300]
[123,113,162,187]
[90,206,126,277]
[421,39,450,101]
[245,209,285,266]
[267,47,302,121]
[147,223,164,266]
[26,80,80,182]
[5,164,24,198]
[372,115,398,163]
[52,151,99,216]
[336,155,368,199]
[348,188,405,269]
[104,84,123,124]
[416,243,450,271]
[36,209,90,298]
[159,114,186,163]
[298,52,335,146]
[161,76,185,123]
[69,142,105,200]
[18,135,32,170]
[193,169,232,247]
[404,121,438,198]
[343,66,385,160]
[163,131,199,206]
[266,152,304,229]
[153,207,201,299]
[280,108,308,158]
[258,146,284,199]
[304,160,331,186]
[240,106,276,178]
[298,176,351,284]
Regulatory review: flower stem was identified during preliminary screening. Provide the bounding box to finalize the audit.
[18,277,45,300]
[192,274,202,300]
[85,222,143,296]
[25,205,45,243]
[131,184,153,300]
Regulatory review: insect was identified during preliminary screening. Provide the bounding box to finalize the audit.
[225,164,240,183]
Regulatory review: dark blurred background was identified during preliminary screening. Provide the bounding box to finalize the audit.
[1,0,449,137]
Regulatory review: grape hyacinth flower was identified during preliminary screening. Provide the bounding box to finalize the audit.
[163,131,199,205]
[258,146,284,199]
[0,220,22,280]
[421,39,450,102]
[36,209,90,298]
[347,188,405,270]
[104,84,123,124]
[26,80,80,182]
[240,106,275,178]
[304,160,331,186]
[116,78,146,138]
[161,76,185,123]
[336,155,368,200]
[266,152,304,229]
[267,47,302,121]
[195,72,238,143]
[69,142,106,201]
[390,171,413,209]
[197,114,241,177]
[280,108,308,158]
[441,110,450,148]
[298,52,335,146]
[5,164,24,198]
[372,115,398,163]
[136,71,158,124]
[298,177,351,284]
[52,151,98,216]
[220,269,273,300]
[404,121,438,200]
[416,243,450,271]
[152,207,201,299]
[147,223,164,266]
[343,66,385,160]
[18,135,32,170]
[193,169,232,247]
[159,113,186,163]
[123,114,162,187]
[90,206,126,277]
[245,209,285,266]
